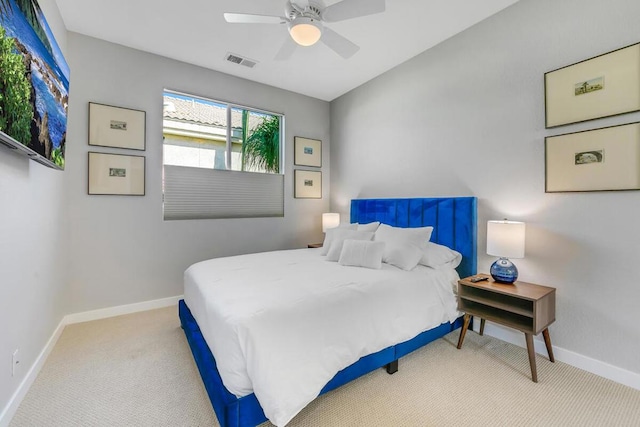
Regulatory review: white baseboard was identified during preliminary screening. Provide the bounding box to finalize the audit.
[64,295,183,325]
[479,321,640,391]
[0,319,65,427]
[0,295,183,427]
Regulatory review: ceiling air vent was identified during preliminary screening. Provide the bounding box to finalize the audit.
[225,52,258,69]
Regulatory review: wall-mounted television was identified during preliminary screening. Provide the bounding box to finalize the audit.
[0,0,69,170]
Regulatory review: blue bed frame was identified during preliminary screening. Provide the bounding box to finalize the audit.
[179,197,477,427]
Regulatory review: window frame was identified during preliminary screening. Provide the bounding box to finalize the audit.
[163,89,285,175]
[162,89,286,220]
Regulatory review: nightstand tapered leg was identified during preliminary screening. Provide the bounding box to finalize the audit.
[457,314,471,349]
[542,328,555,362]
[479,318,485,336]
[525,333,538,382]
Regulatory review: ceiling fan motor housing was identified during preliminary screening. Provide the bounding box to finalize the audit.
[285,1,323,21]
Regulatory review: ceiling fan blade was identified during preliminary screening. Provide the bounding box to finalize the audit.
[320,27,359,59]
[322,0,385,23]
[224,13,286,24]
[275,37,297,61]
[293,0,310,8]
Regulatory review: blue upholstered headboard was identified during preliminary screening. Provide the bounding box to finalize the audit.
[350,197,477,278]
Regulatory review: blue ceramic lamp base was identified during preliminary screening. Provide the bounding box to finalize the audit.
[490,257,518,284]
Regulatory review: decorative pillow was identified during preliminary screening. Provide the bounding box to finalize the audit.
[326,230,375,261]
[374,224,433,266]
[356,221,381,232]
[384,244,424,271]
[374,224,433,250]
[321,225,357,255]
[420,242,462,269]
[338,240,385,269]
[337,223,356,228]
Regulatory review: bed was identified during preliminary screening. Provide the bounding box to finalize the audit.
[179,197,477,427]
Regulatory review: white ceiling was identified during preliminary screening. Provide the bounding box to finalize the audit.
[54,0,519,102]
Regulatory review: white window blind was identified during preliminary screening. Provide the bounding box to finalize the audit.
[164,165,284,220]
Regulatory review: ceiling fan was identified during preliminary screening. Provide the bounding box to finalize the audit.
[223,0,385,60]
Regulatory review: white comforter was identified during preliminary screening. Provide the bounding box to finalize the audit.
[184,248,460,426]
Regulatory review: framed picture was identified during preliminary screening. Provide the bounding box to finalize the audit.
[88,152,145,195]
[89,102,146,150]
[545,43,640,128]
[294,136,322,167]
[545,122,640,192]
[294,170,322,199]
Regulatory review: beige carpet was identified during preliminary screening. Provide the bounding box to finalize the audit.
[10,306,640,427]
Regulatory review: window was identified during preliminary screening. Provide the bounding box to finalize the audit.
[162,91,284,220]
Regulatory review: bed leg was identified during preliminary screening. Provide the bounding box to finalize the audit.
[385,360,398,374]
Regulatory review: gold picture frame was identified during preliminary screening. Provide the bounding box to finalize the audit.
[545,122,640,192]
[545,42,640,128]
[89,102,146,150]
[88,152,145,195]
[294,170,322,199]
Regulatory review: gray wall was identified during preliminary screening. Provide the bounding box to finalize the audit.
[0,0,69,416]
[330,0,640,375]
[64,33,330,313]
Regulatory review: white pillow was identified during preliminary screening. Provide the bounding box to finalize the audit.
[356,221,381,232]
[384,244,424,271]
[338,240,385,269]
[337,223,356,229]
[374,224,433,263]
[374,224,433,250]
[420,242,462,269]
[326,230,375,261]
[321,225,357,255]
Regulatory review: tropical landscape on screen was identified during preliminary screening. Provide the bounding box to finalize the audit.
[0,0,69,168]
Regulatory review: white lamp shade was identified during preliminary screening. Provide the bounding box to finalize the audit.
[322,213,340,232]
[487,220,525,259]
[289,17,322,46]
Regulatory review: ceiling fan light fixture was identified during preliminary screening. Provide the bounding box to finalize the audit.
[288,16,322,46]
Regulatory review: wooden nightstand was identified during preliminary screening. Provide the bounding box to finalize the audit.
[308,243,323,248]
[456,274,556,382]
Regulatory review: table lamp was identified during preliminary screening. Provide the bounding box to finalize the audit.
[487,220,525,284]
[322,213,340,233]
